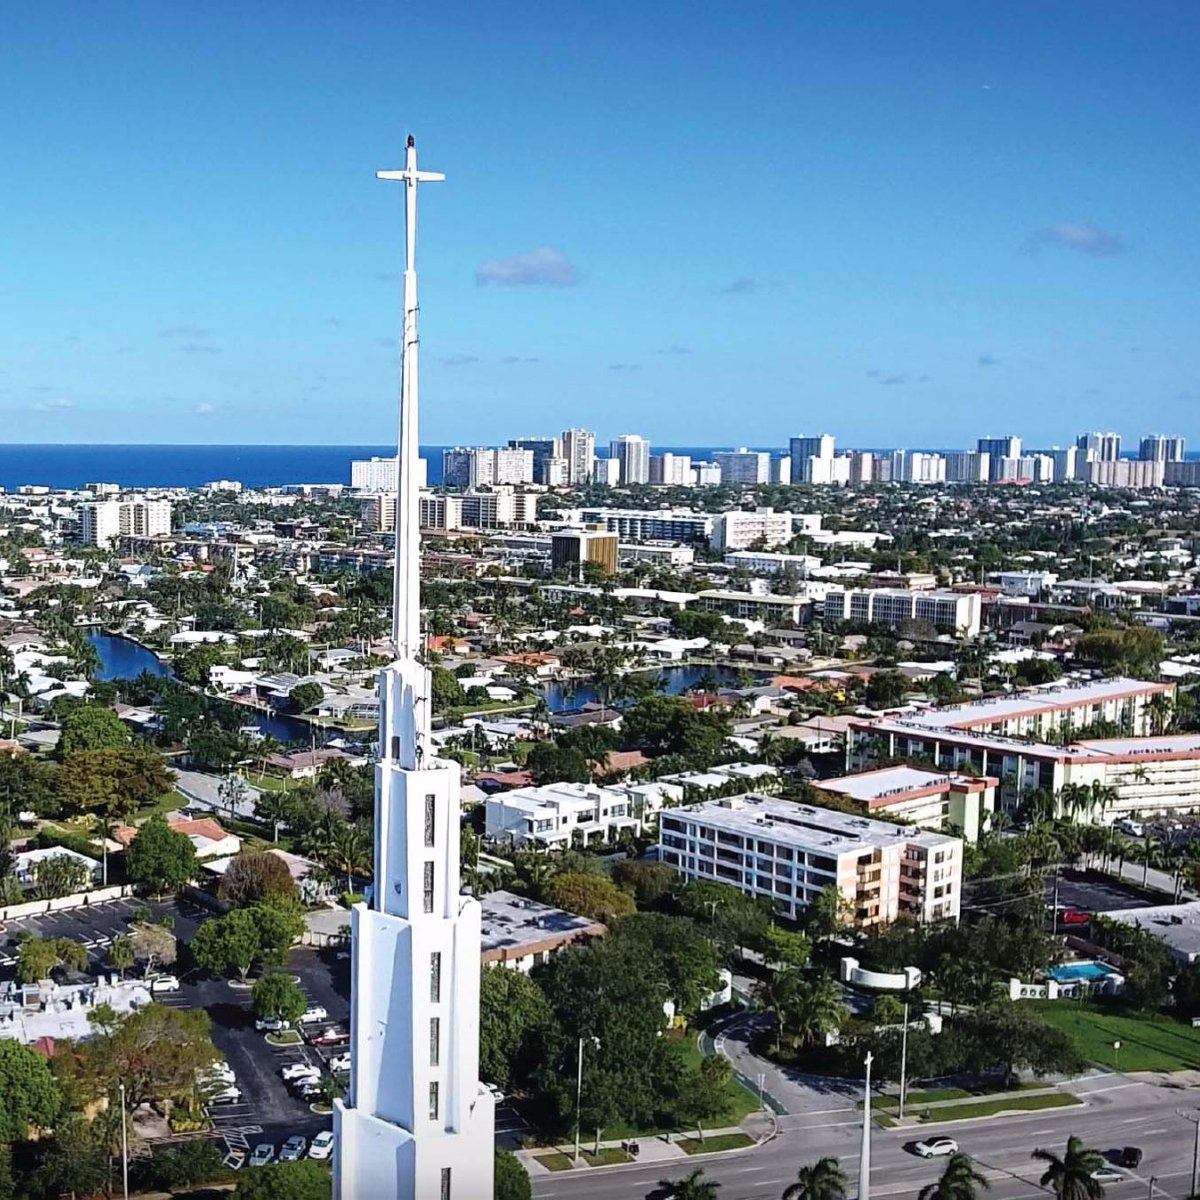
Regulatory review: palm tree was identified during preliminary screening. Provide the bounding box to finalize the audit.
[255,788,291,843]
[1031,1135,1105,1199]
[107,934,134,981]
[780,972,847,1049]
[918,1153,989,1200]
[656,1168,720,1200]
[255,734,284,781]
[327,822,371,893]
[782,1155,848,1200]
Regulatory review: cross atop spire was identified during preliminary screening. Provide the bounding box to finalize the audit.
[376,138,443,661]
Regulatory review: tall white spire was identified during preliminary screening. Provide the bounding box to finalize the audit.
[334,138,495,1200]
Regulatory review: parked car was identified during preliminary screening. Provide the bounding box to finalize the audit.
[280,1136,307,1162]
[1091,1168,1126,1184]
[297,1081,325,1101]
[313,1026,350,1046]
[914,1138,959,1158]
[149,975,180,993]
[207,1086,243,1105]
[281,1062,321,1082]
[255,1016,291,1033]
[309,1131,335,1161]
[329,1052,351,1073]
[1117,819,1145,838]
[250,1144,275,1168]
[1120,1147,1143,1168]
[299,1006,329,1025]
[200,1063,235,1084]
[1060,908,1091,926]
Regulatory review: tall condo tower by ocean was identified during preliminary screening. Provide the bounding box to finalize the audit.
[332,138,495,1200]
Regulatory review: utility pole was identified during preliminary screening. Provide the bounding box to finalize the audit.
[858,1051,873,1200]
[573,1036,600,1162]
[1177,1108,1200,1198]
[898,999,911,1120]
[119,1081,129,1200]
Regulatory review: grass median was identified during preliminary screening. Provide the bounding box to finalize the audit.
[1029,1000,1200,1072]
[917,1092,1081,1122]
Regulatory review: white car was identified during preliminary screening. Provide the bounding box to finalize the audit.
[1117,819,1145,837]
[914,1138,958,1159]
[308,1131,335,1161]
[150,975,181,993]
[1092,1168,1127,1184]
[207,1085,242,1105]
[250,1144,275,1168]
[281,1063,321,1082]
[329,1052,351,1073]
[299,1006,329,1025]
[255,1016,291,1033]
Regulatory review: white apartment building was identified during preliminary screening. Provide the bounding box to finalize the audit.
[1051,446,1084,482]
[650,453,693,486]
[725,549,821,576]
[945,451,990,484]
[80,499,172,548]
[1140,435,1186,463]
[485,782,638,848]
[903,452,947,484]
[714,449,770,485]
[789,434,835,484]
[848,451,874,484]
[1087,459,1165,489]
[202,479,243,493]
[823,587,982,636]
[441,447,534,488]
[693,462,722,486]
[594,457,621,486]
[806,454,852,485]
[710,507,792,551]
[362,494,398,532]
[1077,431,1121,461]
[561,428,596,485]
[419,493,464,531]
[352,456,398,491]
[610,435,651,485]
[659,794,962,927]
[572,507,713,542]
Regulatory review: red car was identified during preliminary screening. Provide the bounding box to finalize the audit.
[1060,908,1091,926]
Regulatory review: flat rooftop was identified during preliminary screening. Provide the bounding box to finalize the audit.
[820,765,991,803]
[480,890,603,957]
[1101,901,1200,962]
[667,793,957,854]
[898,677,1170,732]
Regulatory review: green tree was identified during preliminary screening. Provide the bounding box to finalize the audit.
[289,681,324,712]
[130,921,177,977]
[780,972,847,1048]
[494,1148,532,1200]
[191,908,263,981]
[251,972,306,1024]
[527,741,592,785]
[108,933,134,979]
[480,967,553,1090]
[217,851,297,907]
[804,885,851,942]
[783,1156,849,1200]
[231,1159,332,1200]
[431,665,466,713]
[545,871,636,922]
[0,1038,62,1140]
[30,852,92,899]
[1030,1135,1105,1199]
[16,936,87,984]
[656,1167,720,1199]
[249,901,305,965]
[57,703,131,757]
[609,913,721,1017]
[918,1153,990,1200]
[760,925,812,971]
[865,670,908,709]
[126,813,198,894]
[611,859,675,905]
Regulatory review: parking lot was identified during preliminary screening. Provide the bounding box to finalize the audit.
[0,895,351,1154]
[1044,869,1156,917]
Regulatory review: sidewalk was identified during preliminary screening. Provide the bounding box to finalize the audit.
[518,1115,772,1176]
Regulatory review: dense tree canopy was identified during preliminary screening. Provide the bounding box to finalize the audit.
[57,704,131,757]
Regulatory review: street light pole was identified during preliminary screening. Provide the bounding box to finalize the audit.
[1179,1109,1200,1199]
[858,1051,873,1200]
[898,998,910,1121]
[573,1036,599,1162]
[119,1081,129,1200]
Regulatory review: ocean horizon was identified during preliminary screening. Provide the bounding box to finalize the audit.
[0,443,1190,491]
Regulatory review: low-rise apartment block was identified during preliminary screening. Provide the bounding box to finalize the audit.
[823,586,982,637]
[659,794,961,927]
[480,890,605,972]
[484,782,638,848]
[710,507,793,551]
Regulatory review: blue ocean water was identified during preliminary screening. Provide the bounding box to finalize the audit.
[0,443,1191,491]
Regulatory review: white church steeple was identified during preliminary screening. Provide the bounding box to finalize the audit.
[334,137,495,1200]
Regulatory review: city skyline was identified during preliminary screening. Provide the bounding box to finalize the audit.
[4,2,1200,445]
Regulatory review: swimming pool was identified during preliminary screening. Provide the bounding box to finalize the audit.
[1048,961,1119,983]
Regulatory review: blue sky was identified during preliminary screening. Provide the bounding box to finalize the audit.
[3,2,1199,448]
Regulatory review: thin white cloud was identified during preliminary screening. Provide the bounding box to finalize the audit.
[476,247,577,287]
[194,402,216,415]
[1034,223,1126,256]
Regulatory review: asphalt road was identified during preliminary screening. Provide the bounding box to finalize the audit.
[533,1076,1200,1200]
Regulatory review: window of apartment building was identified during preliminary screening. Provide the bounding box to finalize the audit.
[391,735,401,759]
[430,952,441,1003]
[430,1017,440,1066]
[424,861,435,913]
[440,1168,452,1200]
[424,793,436,847]
[429,1081,440,1120]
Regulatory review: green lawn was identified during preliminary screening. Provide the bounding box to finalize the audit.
[679,1133,754,1155]
[535,1153,574,1172]
[917,1092,1080,1122]
[580,1148,632,1166]
[1030,1001,1200,1072]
